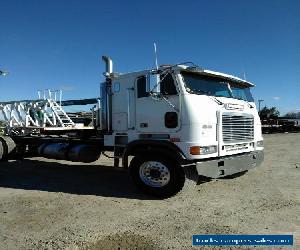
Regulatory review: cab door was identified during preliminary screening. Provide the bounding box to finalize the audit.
[135,72,180,134]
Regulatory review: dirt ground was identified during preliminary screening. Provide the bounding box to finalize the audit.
[0,133,299,250]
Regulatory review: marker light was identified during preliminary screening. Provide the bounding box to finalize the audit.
[257,140,264,147]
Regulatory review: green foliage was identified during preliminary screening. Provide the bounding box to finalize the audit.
[284,111,300,119]
[259,106,280,119]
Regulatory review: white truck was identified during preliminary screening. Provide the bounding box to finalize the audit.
[0,56,264,197]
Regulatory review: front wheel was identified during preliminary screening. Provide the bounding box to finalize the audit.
[129,155,186,198]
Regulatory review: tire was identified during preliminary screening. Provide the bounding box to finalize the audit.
[0,136,16,161]
[129,155,185,198]
[0,140,3,160]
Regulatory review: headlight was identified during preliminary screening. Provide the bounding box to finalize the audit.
[190,146,217,155]
[257,140,264,147]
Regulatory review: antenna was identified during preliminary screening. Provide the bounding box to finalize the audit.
[243,71,247,80]
[153,42,159,70]
[241,66,247,80]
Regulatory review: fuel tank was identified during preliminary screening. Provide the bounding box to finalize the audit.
[39,143,69,160]
[68,144,101,163]
[38,143,101,163]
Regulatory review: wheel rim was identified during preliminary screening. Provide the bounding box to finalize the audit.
[139,161,171,188]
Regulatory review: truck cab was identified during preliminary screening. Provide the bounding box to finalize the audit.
[101,59,264,197]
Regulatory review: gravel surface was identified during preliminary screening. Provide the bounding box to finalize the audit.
[0,133,299,250]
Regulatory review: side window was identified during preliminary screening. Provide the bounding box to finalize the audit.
[160,73,178,95]
[136,75,148,98]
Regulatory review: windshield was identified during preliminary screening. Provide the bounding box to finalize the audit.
[181,71,254,102]
[229,82,254,102]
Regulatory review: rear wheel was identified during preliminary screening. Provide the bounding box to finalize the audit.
[129,155,185,198]
[0,136,16,161]
[0,140,3,160]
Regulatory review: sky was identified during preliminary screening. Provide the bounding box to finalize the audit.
[0,0,299,114]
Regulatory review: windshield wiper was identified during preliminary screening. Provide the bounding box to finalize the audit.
[188,89,210,95]
[188,89,223,105]
[210,96,223,105]
[233,97,254,108]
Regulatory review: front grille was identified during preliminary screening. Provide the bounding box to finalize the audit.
[222,113,254,142]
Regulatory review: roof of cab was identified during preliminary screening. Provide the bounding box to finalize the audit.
[108,64,254,87]
[177,65,254,87]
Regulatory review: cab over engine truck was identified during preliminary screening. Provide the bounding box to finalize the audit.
[0,56,264,197]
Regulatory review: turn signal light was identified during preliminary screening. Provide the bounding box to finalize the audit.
[190,146,201,155]
[189,146,217,155]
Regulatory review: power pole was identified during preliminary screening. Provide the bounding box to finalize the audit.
[258,99,264,113]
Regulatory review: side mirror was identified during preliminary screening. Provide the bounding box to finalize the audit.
[148,73,160,93]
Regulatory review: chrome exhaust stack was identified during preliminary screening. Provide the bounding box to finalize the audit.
[100,55,113,132]
[102,56,113,75]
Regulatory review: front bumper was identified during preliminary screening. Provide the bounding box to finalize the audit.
[195,150,264,178]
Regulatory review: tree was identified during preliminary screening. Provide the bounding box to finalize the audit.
[259,106,280,119]
[284,111,300,119]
